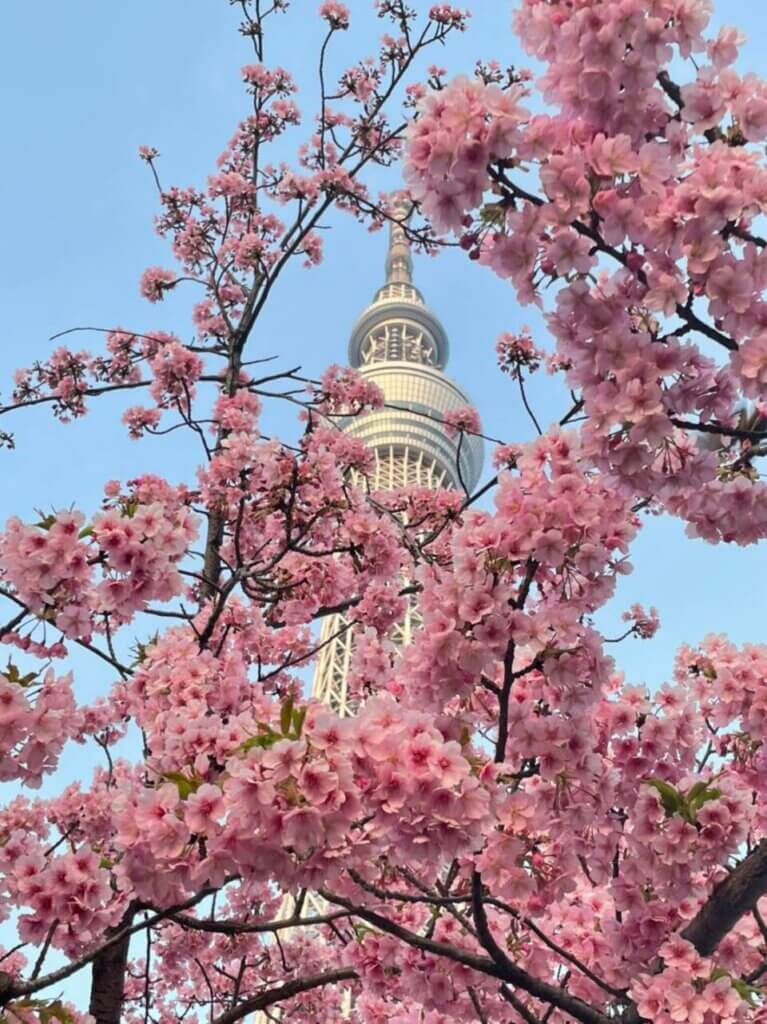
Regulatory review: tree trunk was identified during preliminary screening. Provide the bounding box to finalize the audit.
[88,921,132,1024]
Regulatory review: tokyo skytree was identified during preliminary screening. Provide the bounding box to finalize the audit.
[253,203,483,1020]
[311,203,484,716]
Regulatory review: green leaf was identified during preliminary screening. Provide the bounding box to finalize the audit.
[41,1000,75,1024]
[132,632,159,666]
[646,778,725,825]
[162,771,200,800]
[4,663,39,688]
[9,1000,75,1024]
[479,202,507,226]
[711,969,761,1007]
[239,727,281,753]
[240,735,267,752]
[78,525,93,539]
[645,779,683,817]
[280,697,294,737]
[291,706,307,737]
[687,782,722,817]
[687,781,710,803]
[731,977,761,1007]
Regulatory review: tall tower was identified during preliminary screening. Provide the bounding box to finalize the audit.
[253,206,483,1021]
[311,202,484,716]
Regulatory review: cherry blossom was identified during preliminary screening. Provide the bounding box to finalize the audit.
[4,1,767,1022]
[404,0,767,547]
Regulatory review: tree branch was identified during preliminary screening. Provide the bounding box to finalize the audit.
[470,874,610,1024]
[322,885,611,1024]
[210,968,356,1024]
[682,840,767,956]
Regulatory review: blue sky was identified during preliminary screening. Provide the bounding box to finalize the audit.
[1,0,767,998]
[1,0,766,735]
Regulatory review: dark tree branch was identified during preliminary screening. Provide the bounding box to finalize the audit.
[499,984,544,1024]
[682,840,767,956]
[488,167,739,354]
[210,968,356,1024]
[322,885,611,1024]
[470,874,611,1024]
[670,418,767,442]
[168,909,351,935]
[89,909,135,1024]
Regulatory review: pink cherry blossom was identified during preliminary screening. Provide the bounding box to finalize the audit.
[6,1,767,1021]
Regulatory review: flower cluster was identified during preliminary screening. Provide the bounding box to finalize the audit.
[314,365,384,416]
[8,2,767,1021]
[404,0,767,545]
[428,5,467,29]
[148,341,204,409]
[1,831,119,958]
[631,939,746,1023]
[622,603,661,639]
[139,266,177,302]
[122,405,161,439]
[395,431,637,713]
[319,1,350,30]
[110,668,492,902]
[496,329,544,374]
[12,348,91,421]
[0,486,198,642]
[442,404,481,437]
[404,76,529,232]
[0,667,79,787]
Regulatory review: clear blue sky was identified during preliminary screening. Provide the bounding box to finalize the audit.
[1,0,767,996]
[2,0,766,742]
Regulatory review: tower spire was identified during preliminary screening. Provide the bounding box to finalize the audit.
[384,194,414,285]
[349,194,451,371]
